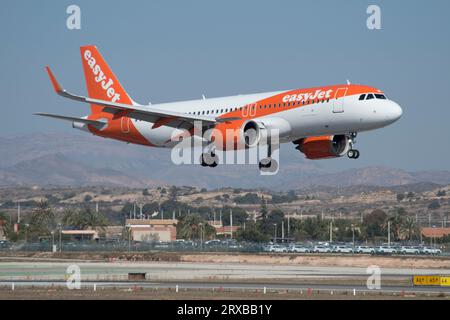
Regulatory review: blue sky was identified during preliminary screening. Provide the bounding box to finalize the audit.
[1,0,449,172]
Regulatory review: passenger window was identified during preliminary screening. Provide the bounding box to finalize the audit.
[366,94,374,100]
[359,94,366,100]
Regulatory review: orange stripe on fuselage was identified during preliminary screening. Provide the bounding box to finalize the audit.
[218,84,380,122]
[213,84,381,150]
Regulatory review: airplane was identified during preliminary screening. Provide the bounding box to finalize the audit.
[36,45,403,173]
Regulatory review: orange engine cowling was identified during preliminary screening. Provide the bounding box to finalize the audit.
[295,135,350,160]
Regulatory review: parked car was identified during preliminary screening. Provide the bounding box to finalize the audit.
[332,245,354,254]
[420,247,442,255]
[313,245,332,253]
[266,245,288,253]
[205,239,221,246]
[289,245,311,253]
[375,246,397,254]
[355,246,376,254]
[398,246,420,255]
[0,240,11,249]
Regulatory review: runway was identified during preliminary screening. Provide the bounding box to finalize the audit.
[0,260,449,298]
[1,261,449,281]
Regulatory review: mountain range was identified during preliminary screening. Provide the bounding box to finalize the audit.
[1,132,450,190]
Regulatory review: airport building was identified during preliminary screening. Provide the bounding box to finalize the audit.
[207,221,239,238]
[61,229,99,241]
[421,227,450,239]
[125,219,177,242]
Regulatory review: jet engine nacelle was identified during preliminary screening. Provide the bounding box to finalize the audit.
[211,117,292,150]
[242,117,292,148]
[295,135,350,160]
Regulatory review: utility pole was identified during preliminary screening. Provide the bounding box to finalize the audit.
[273,224,277,243]
[96,201,99,213]
[352,224,355,247]
[388,220,391,247]
[17,202,21,224]
[133,203,136,219]
[230,209,233,239]
[58,223,62,253]
[281,220,285,241]
[329,220,333,243]
[287,215,290,239]
[429,213,431,227]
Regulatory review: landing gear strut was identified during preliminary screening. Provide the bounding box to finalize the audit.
[347,132,360,159]
[258,140,279,173]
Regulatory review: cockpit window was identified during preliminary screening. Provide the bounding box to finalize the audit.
[359,94,366,100]
[366,94,374,100]
[375,94,386,99]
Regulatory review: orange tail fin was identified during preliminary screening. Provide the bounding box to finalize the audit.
[80,45,133,114]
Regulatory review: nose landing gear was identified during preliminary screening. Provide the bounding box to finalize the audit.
[347,132,360,159]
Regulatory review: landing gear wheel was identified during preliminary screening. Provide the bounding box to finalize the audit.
[347,149,360,159]
[200,152,219,167]
[258,158,278,173]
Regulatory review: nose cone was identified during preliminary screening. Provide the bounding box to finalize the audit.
[391,101,403,120]
[387,101,403,123]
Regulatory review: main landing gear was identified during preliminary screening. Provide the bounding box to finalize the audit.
[258,141,278,173]
[200,151,219,167]
[347,132,360,159]
[347,149,360,159]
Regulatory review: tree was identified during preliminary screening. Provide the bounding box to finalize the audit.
[236,221,269,242]
[62,205,107,230]
[26,201,56,241]
[221,206,248,226]
[400,216,419,241]
[428,200,441,210]
[142,189,150,196]
[234,193,260,204]
[383,208,407,241]
[176,214,215,240]
[363,209,387,240]
[396,193,405,202]
[436,190,446,197]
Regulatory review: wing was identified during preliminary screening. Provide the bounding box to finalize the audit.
[34,113,107,130]
[45,67,237,129]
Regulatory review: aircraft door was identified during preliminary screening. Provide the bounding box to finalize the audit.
[333,88,348,113]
